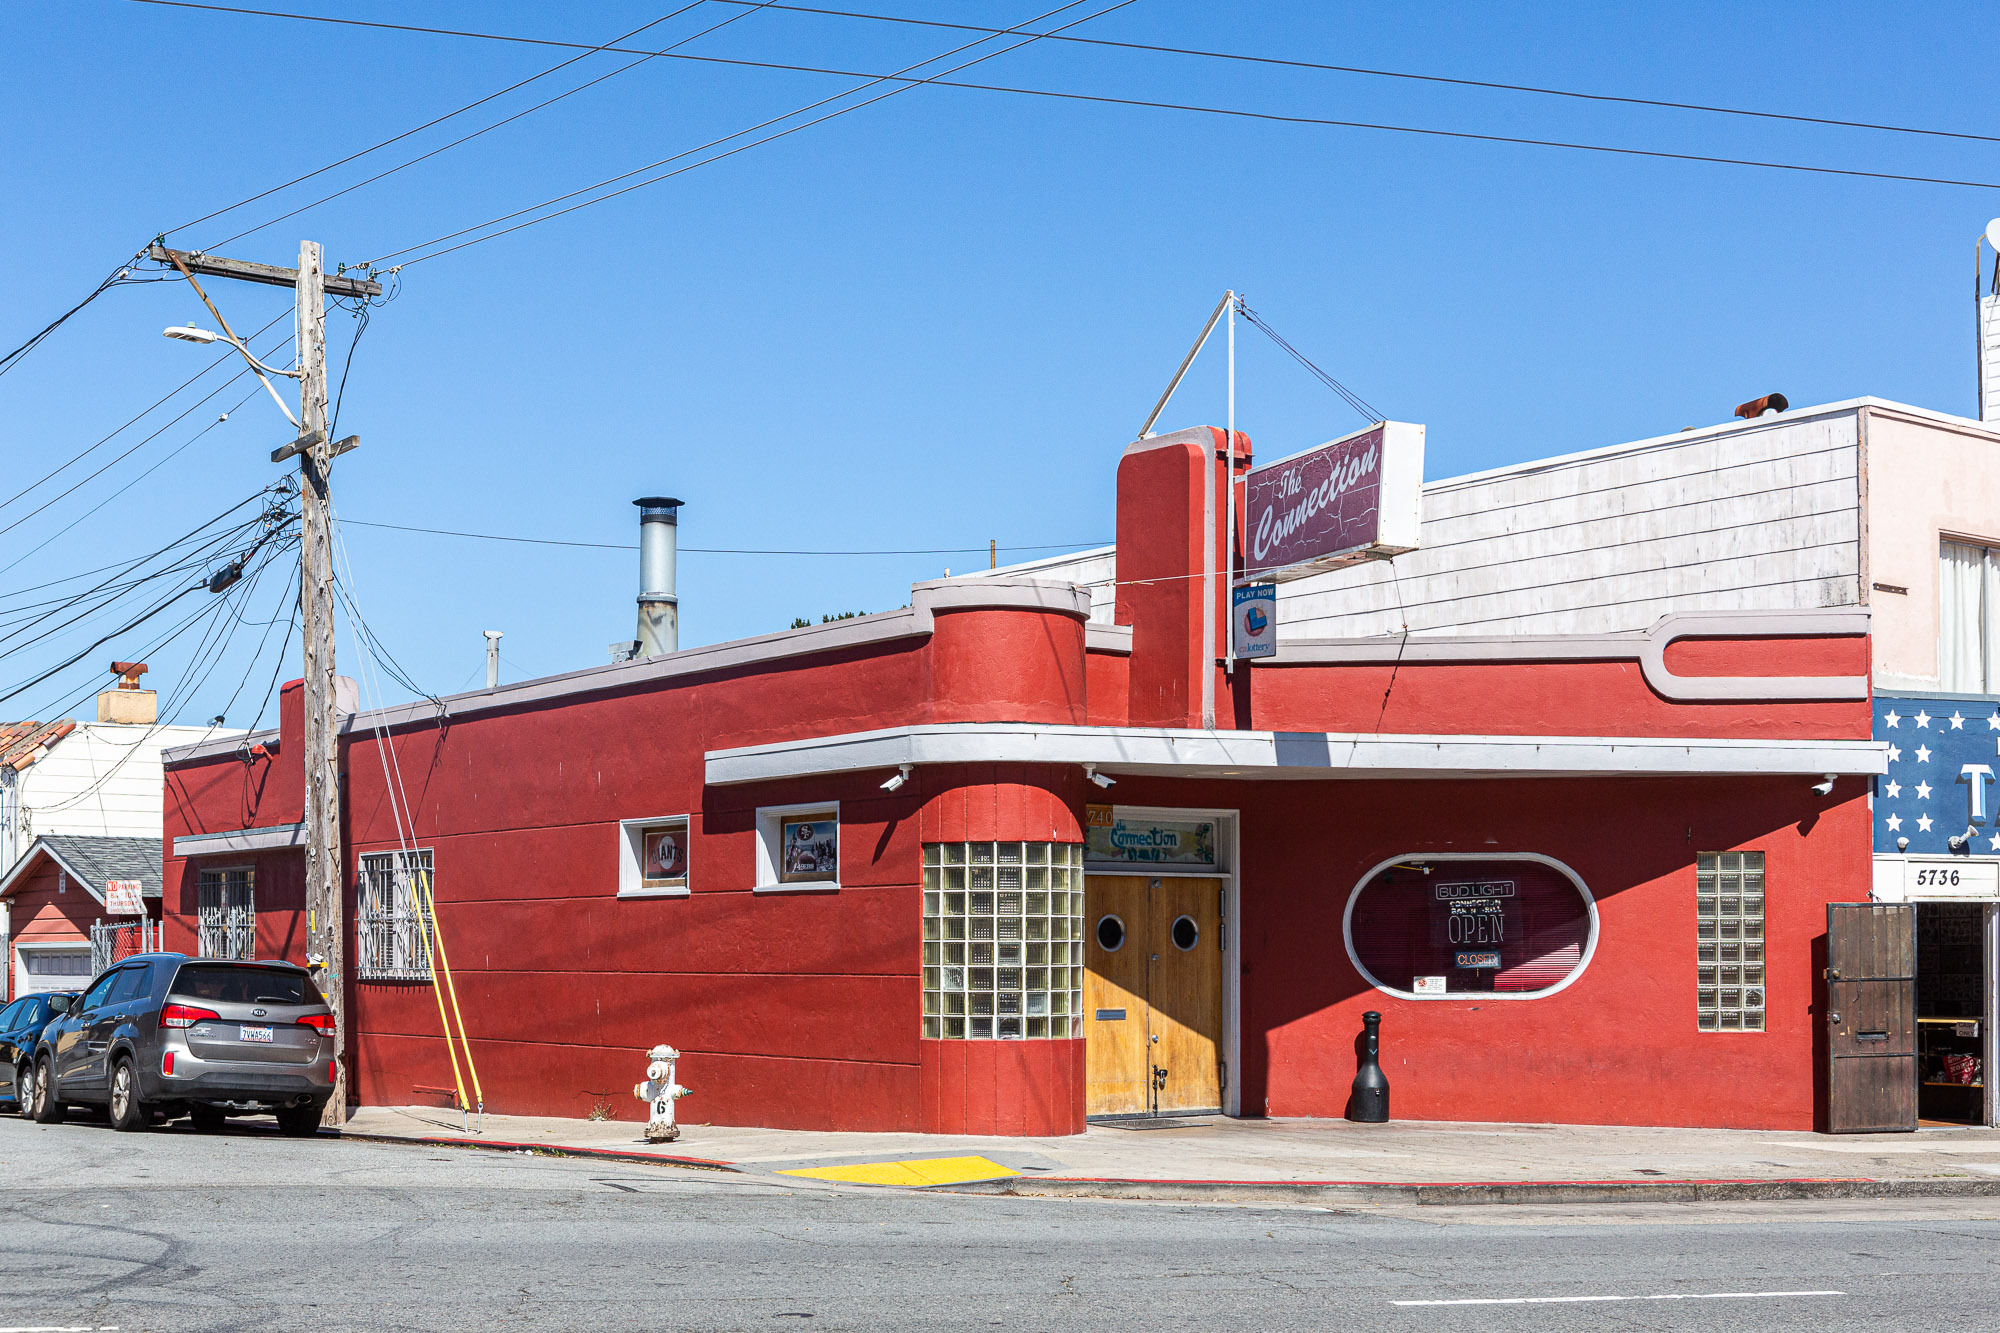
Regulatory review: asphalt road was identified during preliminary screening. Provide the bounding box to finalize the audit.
[3,1114,1999,1331]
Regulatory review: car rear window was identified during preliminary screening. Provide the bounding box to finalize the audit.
[170,964,324,1006]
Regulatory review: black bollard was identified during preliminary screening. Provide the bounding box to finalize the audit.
[1347,1010,1389,1123]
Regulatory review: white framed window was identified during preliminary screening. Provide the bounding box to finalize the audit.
[1697,851,1766,1032]
[357,849,434,982]
[619,815,691,898]
[923,842,1085,1040]
[755,802,839,892]
[197,866,255,960]
[1941,538,2000,692]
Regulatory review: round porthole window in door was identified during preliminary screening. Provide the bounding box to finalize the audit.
[1096,914,1126,952]
[1170,914,1200,951]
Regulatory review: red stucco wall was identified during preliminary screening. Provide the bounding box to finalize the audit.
[1101,770,1868,1131]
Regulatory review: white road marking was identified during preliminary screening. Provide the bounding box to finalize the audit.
[1394,1290,1844,1307]
[1772,1140,2000,1154]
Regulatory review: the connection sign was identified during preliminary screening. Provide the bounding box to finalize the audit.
[1239,421,1424,583]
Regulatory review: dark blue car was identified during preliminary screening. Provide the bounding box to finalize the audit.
[1,991,79,1114]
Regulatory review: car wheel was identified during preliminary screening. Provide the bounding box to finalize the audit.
[14,1063,32,1119]
[276,1100,325,1138]
[189,1105,227,1133]
[108,1058,147,1132]
[30,1056,64,1125]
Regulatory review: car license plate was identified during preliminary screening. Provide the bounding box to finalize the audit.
[240,1025,274,1043]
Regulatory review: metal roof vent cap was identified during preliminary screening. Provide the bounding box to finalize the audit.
[1733,393,1788,420]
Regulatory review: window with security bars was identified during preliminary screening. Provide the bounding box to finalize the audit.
[197,867,255,960]
[922,842,1085,1040]
[358,849,434,982]
[1697,851,1765,1031]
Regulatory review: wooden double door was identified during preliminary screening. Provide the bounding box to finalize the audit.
[1084,875,1224,1117]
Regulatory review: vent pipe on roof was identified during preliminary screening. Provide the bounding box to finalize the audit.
[635,497,682,658]
[1733,393,1788,420]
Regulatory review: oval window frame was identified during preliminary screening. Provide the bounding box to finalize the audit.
[1095,913,1127,953]
[1169,914,1200,952]
[1341,852,1599,1002]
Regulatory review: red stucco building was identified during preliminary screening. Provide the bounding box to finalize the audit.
[160,421,1885,1135]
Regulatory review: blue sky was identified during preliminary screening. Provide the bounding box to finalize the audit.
[2,1,1996,726]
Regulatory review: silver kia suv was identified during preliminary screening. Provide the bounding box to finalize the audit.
[30,953,335,1135]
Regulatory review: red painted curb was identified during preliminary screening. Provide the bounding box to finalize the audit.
[338,1129,740,1173]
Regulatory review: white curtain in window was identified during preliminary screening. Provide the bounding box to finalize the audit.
[1941,540,2000,692]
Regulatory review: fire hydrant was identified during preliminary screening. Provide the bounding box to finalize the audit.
[633,1044,692,1143]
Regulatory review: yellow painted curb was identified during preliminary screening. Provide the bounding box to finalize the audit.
[777,1155,1021,1187]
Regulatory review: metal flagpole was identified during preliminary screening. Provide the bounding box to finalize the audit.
[1224,292,1236,677]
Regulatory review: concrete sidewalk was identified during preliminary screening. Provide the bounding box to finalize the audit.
[340,1106,2000,1204]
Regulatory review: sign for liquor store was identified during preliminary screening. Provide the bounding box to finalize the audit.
[1238,421,1424,583]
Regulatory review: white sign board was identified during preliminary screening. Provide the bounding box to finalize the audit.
[1239,420,1425,583]
[1872,856,2000,902]
[105,880,145,915]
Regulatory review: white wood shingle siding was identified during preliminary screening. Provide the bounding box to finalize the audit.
[1281,410,1861,638]
[983,407,1865,639]
[4,723,236,877]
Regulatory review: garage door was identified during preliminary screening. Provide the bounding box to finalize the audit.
[17,947,91,995]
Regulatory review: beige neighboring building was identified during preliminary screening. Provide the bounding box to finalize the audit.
[0,676,240,996]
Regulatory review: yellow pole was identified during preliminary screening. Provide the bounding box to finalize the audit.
[419,865,484,1116]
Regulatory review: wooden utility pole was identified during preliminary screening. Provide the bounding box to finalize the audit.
[294,240,347,1128]
[152,240,376,1127]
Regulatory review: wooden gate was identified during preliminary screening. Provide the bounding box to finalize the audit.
[1826,902,1917,1134]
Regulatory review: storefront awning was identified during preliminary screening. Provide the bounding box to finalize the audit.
[705,723,1887,785]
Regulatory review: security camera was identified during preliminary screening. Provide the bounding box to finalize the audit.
[1811,774,1836,796]
[879,764,913,793]
[1948,825,1978,852]
[1084,764,1115,789]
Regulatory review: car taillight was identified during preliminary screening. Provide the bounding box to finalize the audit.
[327,1059,337,1080]
[162,1051,175,1075]
[297,1013,334,1035]
[159,1003,218,1029]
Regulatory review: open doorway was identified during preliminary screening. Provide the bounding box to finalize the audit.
[1917,902,1986,1125]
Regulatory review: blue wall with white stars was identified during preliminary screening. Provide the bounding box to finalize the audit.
[1875,695,2000,855]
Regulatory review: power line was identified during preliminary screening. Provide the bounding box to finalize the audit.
[0,251,160,381]
[165,7,712,237]
[0,307,291,524]
[128,0,2000,224]
[0,505,278,660]
[203,1,782,250]
[337,515,1110,556]
[694,0,2000,149]
[365,0,1137,268]
[0,385,267,584]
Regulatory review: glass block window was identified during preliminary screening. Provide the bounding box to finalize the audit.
[1696,851,1765,1032]
[922,842,1085,1040]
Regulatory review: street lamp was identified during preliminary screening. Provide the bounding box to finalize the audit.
[162,324,302,428]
